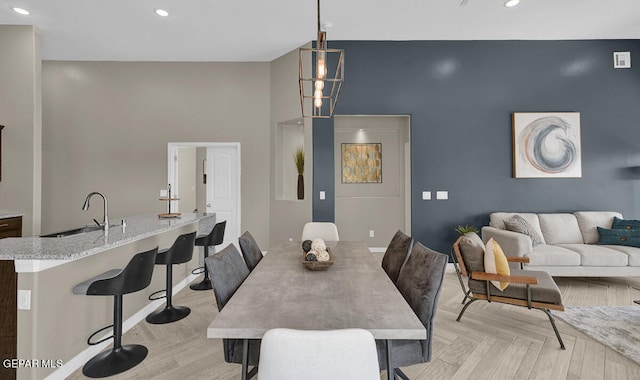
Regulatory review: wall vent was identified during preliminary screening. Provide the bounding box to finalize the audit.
[613,52,631,68]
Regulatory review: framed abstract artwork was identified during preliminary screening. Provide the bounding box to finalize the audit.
[512,112,581,178]
[341,143,382,183]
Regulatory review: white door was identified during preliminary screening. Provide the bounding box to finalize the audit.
[206,145,241,249]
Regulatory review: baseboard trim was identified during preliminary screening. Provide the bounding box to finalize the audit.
[45,273,199,380]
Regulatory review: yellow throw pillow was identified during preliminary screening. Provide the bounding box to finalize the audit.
[484,238,510,291]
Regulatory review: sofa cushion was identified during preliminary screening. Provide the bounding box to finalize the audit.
[489,213,546,244]
[469,269,563,305]
[557,244,629,267]
[597,227,640,248]
[602,245,640,266]
[527,244,581,266]
[503,215,544,245]
[574,211,622,244]
[484,238,510,291]
[458,232,485,274]
[538,214,583,244]
[611,216,640,231]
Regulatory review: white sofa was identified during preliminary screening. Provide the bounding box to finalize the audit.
[481,211,640,277]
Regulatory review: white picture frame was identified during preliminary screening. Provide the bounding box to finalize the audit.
[512,112,582,178]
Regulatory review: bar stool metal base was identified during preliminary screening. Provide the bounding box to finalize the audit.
[145,305,191,324]
[82,344,148,378]
[190,277,212,290]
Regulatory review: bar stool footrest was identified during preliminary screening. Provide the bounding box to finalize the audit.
[191,266,205,275]
[87,324,114,346]
[148,289,166,301]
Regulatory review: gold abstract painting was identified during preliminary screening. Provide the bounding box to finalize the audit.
[341,143,382,183]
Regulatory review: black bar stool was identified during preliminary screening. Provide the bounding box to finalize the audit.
[72,247,158,378]
[146,231,196,324]
[190,220,226,291]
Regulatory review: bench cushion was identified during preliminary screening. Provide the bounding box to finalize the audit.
[600,245,640,266]
[527,244,581,266]
[558,244,628,267]
[574,211,622,244]
[469,269,563,305]
[539,214,583,244]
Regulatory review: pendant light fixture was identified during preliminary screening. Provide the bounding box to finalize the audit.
[299,0,344,118]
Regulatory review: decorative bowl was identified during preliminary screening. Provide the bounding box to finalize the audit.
[302,247,333,271]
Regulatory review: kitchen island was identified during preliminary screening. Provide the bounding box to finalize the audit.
[0,212,215,380]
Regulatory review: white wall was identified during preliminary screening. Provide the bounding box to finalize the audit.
[269,45,313,243]
[41,61,271,246]
[0,26,42,236]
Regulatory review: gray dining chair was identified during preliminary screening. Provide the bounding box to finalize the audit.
[238,231,263,272]
[376,242,448,380]
[381,230,413,284]
[258,328,380,380]
[301,222,340,241]
[205,244,260,379]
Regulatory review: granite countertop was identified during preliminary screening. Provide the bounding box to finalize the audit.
[0,212,215,260]
[0,211,24,219]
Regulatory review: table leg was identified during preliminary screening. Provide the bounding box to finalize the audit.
[386,339,394,380]
[242,339,249,380]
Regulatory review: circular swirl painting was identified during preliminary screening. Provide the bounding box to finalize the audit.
[512,112,581,178]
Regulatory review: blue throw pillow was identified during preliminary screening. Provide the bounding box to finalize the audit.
[611,216,640,231]
[597,227,640,248]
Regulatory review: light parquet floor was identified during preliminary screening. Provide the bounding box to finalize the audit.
[67,272,640,380]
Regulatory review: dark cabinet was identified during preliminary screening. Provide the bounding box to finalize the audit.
[0,216,21,380]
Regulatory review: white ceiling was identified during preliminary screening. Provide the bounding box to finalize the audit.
[1,0,639,62]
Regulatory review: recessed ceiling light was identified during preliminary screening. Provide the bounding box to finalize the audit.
[12,7,30,15]
[504,0,520,7]
[154,9,169,17]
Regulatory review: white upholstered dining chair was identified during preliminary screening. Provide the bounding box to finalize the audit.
[301,222,340,241]
[257,328,379,380]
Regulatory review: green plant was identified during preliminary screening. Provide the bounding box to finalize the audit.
[454,224,479,236]
[294,146,304,175]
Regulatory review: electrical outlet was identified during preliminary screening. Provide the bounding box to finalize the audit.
[319,191,326,200]
[436,191,448,200]
[369,230,375,238]
[422,191,431,200]
[18,290,31,310]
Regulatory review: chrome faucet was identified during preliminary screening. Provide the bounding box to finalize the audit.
[82,192,109,232]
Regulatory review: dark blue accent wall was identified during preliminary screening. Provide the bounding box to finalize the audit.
[312,117,335,221]
[313,40,640,253]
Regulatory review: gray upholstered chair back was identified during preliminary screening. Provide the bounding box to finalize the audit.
[205,244,259,365]
[395,242,448,362]
[381,230,413,283]
[206,244,250,312]
[238,231,263,272]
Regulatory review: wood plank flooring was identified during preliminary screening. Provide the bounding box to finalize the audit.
[66,272,640,380]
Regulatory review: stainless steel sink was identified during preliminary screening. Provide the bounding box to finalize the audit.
[40,225,105,238]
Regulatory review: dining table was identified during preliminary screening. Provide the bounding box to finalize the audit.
[207,240,426,380]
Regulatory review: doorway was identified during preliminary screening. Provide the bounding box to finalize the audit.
[333,115,411,248]
[168,142,241,249]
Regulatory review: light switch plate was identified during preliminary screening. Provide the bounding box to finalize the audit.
[369,230,375,238]
[422,191,431,200]
[436,191,448,200]
[319,191,326,200]
[160,189,168,197]
[18,290,31,310]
